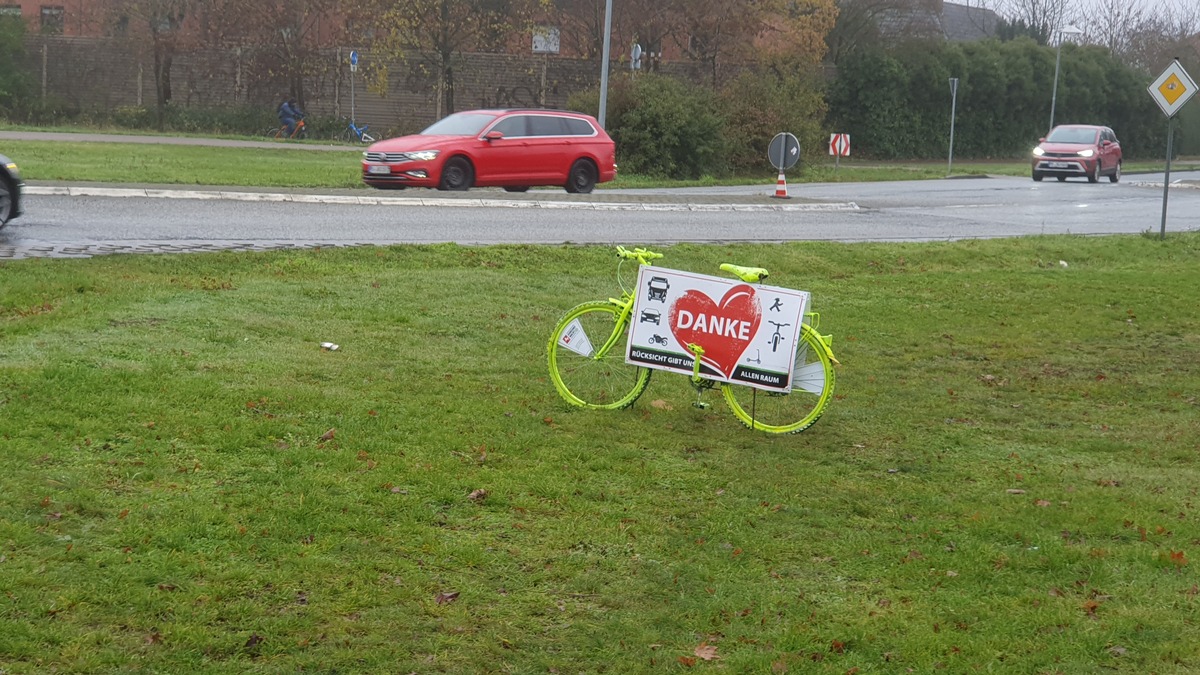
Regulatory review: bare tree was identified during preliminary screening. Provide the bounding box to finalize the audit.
[100,0,198,126]
[1079,0,1146,57]
[370,0,547,117]
[994,0,1076,37]
[1122,0,1200,73]
[191,0,349,109]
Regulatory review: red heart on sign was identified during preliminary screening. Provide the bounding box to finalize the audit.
[668,284,761,378]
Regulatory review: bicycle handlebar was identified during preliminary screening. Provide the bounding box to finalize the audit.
[615,246,663,263]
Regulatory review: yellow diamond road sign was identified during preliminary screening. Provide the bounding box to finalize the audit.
[1148,60,1197,118]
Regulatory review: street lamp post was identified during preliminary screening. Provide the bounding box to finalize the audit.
[1048,25,1083,132]
[597,0,614,129]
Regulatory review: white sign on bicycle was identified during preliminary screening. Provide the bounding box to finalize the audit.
[625,266,808,393]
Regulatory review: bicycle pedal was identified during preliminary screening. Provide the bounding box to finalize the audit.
[692,401,711,409]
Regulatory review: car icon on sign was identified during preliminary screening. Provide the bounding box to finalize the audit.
[640,309,661,324]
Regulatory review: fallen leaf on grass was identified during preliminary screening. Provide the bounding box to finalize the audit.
[244,633,264,649]
[318,428,336,442]
[1035,499,1052,507]
[1108,645,1127,657]
[435,591,460,605]
[694,643,719,661]
[468,489,488,502]
[678,656,696,667]
[1005,489,1026,495]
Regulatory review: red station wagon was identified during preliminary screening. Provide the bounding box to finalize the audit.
[362,109,617,194]
[1031,124,1122,183]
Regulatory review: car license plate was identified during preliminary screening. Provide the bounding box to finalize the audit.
[367,165,390,175]
[1048,162,1069,168]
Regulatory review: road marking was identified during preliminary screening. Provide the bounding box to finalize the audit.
[23,186,860,212]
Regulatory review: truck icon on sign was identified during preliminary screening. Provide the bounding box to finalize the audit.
[647,276,669,301]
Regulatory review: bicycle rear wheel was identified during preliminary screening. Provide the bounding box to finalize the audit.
[264,127,282,139]
[721,324,835,434]
[337,128,353,144]
[548,301,651,410]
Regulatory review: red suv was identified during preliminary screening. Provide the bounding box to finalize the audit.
[362,109,617,194]
[1031,124,1122,183]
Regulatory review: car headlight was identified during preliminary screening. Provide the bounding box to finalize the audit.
[1077,149,1095,158]
[405,150,440,161]
[1032,147,1045,156]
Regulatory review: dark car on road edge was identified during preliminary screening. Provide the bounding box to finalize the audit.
[0,153,23,229]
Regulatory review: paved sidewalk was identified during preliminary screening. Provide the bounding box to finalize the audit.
[0,129,357,151]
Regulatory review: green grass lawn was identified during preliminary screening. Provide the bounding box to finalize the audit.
[5,135,1195,190]
[3,236,1200,672]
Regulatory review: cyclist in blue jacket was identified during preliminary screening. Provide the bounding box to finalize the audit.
[277,98,304,137]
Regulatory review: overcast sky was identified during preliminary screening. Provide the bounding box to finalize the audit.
[973,0,1193,22]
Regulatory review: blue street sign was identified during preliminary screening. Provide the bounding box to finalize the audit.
[349,50,359,66]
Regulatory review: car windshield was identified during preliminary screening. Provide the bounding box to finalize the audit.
[1046,127,1099,144]
[421,113,497,136]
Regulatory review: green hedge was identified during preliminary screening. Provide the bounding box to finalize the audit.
[826,38,1174,160]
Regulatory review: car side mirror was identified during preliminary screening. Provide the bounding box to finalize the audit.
[1038,137,1046,143]
[484,131,504,141]
[1100,140,1111,147]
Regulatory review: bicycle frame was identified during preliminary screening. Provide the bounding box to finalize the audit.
[347,121,375,143]
[548,245,838,433]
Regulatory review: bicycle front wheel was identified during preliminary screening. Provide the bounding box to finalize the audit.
[721,324,835,434]
[548,301,651,410]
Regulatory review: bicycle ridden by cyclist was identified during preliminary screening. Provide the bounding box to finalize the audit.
[277,98,305,137]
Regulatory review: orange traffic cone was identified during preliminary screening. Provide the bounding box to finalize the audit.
[772,171,789,199]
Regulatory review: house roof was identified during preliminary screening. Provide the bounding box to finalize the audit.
[942,2,999,41]
[879,1,999,43]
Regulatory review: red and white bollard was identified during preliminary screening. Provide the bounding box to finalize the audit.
[772,171,790,199]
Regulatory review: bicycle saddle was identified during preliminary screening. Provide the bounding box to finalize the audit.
[719,263,769,283]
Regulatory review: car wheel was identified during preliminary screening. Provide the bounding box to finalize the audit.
[565,159,597,194]
[1087,162,1100,183]
[503,186,530,193]
[438,157,473,191]
[0,177,12,227]
[1032,171,1043,182]
[1109,161,1121,183]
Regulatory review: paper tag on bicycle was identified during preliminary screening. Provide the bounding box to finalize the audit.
[558,318,595,357]
[625,266,808,393]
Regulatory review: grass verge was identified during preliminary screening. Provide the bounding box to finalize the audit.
[5,136,1195,190]
[2,236,1200,672]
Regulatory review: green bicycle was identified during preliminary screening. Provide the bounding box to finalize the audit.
[547,246,838,434]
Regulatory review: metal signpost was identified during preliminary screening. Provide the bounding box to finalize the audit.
[597,0,614,128]
[948,77,959,176]
[1147,59,1197,240]
[768,132,800,199]
[828,133,849,170]
[349,50,359,124]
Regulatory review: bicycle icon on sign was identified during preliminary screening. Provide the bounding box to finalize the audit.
[767,321,791,353]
